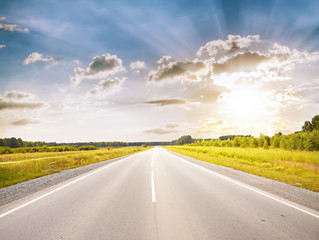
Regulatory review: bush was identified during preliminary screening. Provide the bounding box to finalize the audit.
[78,145,97,151]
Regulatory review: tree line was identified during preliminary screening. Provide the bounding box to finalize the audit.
[0,145,100,155]
[0,138,129,149]
[181,115,319,151]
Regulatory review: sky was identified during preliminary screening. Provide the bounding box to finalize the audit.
[0,0,319,142]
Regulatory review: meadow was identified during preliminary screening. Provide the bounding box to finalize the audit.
[165,146,319,192]
[0,147,149,189]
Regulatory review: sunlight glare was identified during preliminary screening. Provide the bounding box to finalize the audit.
[218,87,264,120]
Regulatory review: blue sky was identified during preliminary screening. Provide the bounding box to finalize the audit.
[1,0,319,142]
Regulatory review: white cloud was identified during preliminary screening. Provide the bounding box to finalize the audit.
[0,17,29,33]
[130,60,146,73]
[0,44,5,49]
[24,52,62,65]
[70,53,124,86]
[197,34,261,60]
[73,60,82,66]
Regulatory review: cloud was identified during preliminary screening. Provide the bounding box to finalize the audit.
[0,44,5,49]
[71,53,124,86]
[156,56,174,66]
[0,17,29,33]
[73,60,82,66]
[148,58,206,82]
[196,120,224,134]
[185,83,225,103]
[3,91,32,100]
[206,120,224,126]
[0,101,43,110]
[213,52,269,74]
[144,128,176,135]
[197,35,260,60]
[11,119,40,126]
[24,52,62,65]
[166,123,179,128]
[144,99,188,106]
[0,91,44,111]
[89,77,125,96]
[130,60,146,73]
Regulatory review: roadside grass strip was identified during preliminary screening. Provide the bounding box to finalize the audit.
[0,147,150,189]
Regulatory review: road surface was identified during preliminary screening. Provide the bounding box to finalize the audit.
[0,147,318,239]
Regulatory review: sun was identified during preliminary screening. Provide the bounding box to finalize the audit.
[218,87,264,120]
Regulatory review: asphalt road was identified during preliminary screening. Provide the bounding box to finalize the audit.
[0,147,318,239]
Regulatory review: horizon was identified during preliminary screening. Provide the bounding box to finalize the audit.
[1,0,319,142]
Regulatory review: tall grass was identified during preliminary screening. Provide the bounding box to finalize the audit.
[165,146,319,192]
[0,147,149,188]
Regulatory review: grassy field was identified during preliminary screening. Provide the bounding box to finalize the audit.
[165,146,319,192]
[0,147,150,189]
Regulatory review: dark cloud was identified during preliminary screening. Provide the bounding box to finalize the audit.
[71,53,124,86]
[148,61,206,81]
[166,123,179,128]
[144,99,188,106]
[11,119,39,126]
[213,52,269,75]
[145,128,176,135]
[0,101,43,110]
[88,55,121,75]
[97,78,121,91]
[0,91,44,111]
[90,77,125,95]
[4,91,31,100]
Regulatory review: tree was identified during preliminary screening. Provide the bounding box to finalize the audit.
[302,115,319,132]
[177,135,193,145]
[142,143,148,147]
[312,115,319,131]
[302,121,313,132]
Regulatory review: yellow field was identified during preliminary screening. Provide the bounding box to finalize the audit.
[0,147,150,189]
[165,146,319,192]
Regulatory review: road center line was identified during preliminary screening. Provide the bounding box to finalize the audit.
[169,151,319,219]
[151,170,156,203]
[0,151,145,219]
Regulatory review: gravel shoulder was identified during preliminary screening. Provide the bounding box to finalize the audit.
[166,149,319,211]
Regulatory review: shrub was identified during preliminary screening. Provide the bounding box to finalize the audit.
[78,145,97,151]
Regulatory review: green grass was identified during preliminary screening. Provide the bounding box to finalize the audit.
[165,146,319,192]
[0,147,150,189]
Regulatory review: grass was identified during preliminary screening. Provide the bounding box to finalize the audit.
[0,147,150,189]
[165,146,319,192]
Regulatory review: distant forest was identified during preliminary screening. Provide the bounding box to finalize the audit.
[0,138,173,150]
[1,115,318,152]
